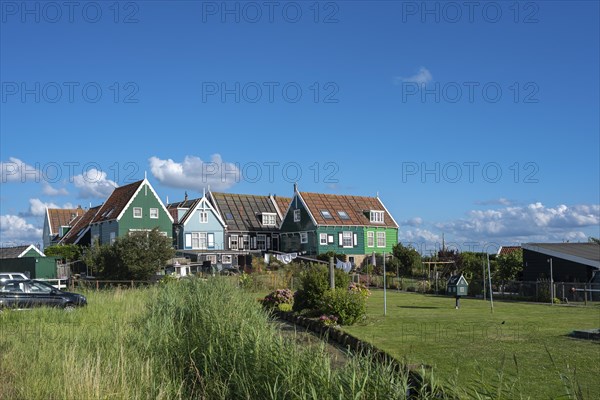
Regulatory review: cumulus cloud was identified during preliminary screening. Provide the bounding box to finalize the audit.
[0,215,43,246]
[149,154,240,192]
[0,157,40,183]
[19,199,75,217]
[475,198,513,206]
[394,67,433,85]
[42,182,69,196]
[73,169,118,198]
[401,217,423,227]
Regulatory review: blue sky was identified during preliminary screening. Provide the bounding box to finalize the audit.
[1,0,599,253]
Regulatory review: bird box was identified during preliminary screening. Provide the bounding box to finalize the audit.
[447,274,469,297]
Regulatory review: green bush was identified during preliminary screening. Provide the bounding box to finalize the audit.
[321,287,367,325]
[293,264,350,312]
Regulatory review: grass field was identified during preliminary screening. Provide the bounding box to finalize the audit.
[342,290,600,399]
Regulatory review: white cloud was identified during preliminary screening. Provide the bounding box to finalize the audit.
[19,199,75,217]
[401,217,423,227]
[0,157,40,183]
[73,169,118,198]
[395,67,433,85]
[42,182,69,196]
[149,154,240,192]
[399,228,441,244]
[0,215,43,246]
[437,202,600,242]
[475,198,513,206]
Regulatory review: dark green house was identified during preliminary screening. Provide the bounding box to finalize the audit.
[279,186,399,267]
[0,244,58,279]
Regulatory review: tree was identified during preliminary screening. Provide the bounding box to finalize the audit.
[589,237,600,245]
[44,244,81,261]
[94,229,175,280]
[392,243,422,276]
[495,249,523,281]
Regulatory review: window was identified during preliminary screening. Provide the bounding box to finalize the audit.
[319,233,328,245]
[370,210,384,223]
[208,233,215,249]
[230,235,238,250]
[110,231,116,245]
[199,211,208,223]
[294,209,301,222]
[262,213,277,226]
[337,211,350,220]
[342,231,353,247]
[222,255,232,264]
[257,234,266,250]
[199,233,207,249]
[191,233,200,249]
[320,210,333,219]
[185,233,192,248]
[300,232,308,244]
[243,235,250,250]
[133,207,142,218]
[150,208,159,219]
[377,231,386,247]
[367,231,374,247]
[328,234,334,244]
[206,255,217,264]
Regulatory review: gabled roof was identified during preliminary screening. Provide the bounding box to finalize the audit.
[209,192,281,232]
[178,197,227,227]
[60,206,102,244]
[92,180,145,223]
[297,191,399,228]
[272,195,292,219]
[522,242,600,269]
[167,199,197,224]
[497,246,522,256]
[0,244,45,259]
[91,179,173,224]
[46,207,85,235]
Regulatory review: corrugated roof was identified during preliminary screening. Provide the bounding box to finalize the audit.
[210,192,281,232]
[0,245,30,259]
[60,206,102,244]
[92,180,144,223]
[298,192,398,228]
[523,243,600,263]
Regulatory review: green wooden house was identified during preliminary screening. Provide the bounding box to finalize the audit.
[279,185,399,267]
[80,179,174,245]
[0,244,58,279]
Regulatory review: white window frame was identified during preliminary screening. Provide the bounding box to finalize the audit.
[206,255,217,264]
[199,211,208,223]
[243,235,250,250]
[185,233,192,248]
[377,231,386,248]
[222,255,232,264]
[367,231,375,247]
[319,233,328,245]
[328,234,334,244]
[191,232,200,249]
[293,209,301,222]
[207,233,215,249]
[199,232,207,249]
[370,210,384,223]
[230,235,238,251]
[257,234,267,250]
[150,208,159,219]
[133,207,142,218]
[342,231,353,248]
[262,213,277,226]
[300,232,308,244]
[109,231,116,244]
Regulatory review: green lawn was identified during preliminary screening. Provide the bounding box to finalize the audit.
[342,290,600,399]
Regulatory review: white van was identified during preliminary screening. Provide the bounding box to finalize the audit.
[0,272,28,282]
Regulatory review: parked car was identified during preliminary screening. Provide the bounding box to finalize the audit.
[0,279,87,312]
[0,272,28,282]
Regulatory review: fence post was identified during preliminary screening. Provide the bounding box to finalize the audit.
[96,280,99,291]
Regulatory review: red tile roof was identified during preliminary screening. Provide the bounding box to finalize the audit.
[298,192,398,228]
[498,246,522,256]
[91,180,144,223]
[60,206,101,244]
[47,207,85,235]
[273,196,292,217]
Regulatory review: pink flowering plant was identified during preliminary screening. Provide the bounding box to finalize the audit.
[319,315,339,326]
[263,289,294,309]
[348,282,371,298]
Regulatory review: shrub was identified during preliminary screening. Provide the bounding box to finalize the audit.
[277,303,293,312]
[293,264,350,312]
[321,288,367,325]
[319,314,339,326]
[348,282,371,298]
[416,280,431,293]
[263,289,294,308]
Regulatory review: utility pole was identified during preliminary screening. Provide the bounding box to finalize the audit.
[383,252,387,316]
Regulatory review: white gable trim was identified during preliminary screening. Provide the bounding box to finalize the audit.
[182,196,227,228]
[376,195,399,228]
[116,179,174,223]
[45,208,54,235]
[295,193,319,227]
[522,243,600,269]
[18,244,45,258]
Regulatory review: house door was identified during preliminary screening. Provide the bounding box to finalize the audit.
[272,235,279,251]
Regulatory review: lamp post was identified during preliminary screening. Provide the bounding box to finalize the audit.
[383,252,387,316]
[548,258,554,305]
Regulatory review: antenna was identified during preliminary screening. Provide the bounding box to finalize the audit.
[144,171,147,180]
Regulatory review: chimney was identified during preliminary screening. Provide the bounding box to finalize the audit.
[184,191,188,201]
[293,182,298,193]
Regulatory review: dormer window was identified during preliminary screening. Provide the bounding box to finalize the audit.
[370,210,384,223]
[262,213,277,226]
[337,211,350,220]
